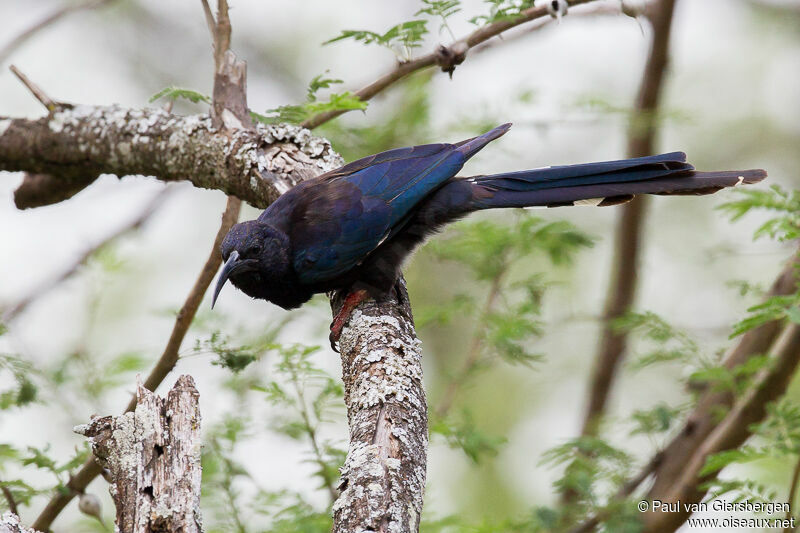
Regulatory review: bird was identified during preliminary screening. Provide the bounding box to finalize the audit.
[212,123,766,351]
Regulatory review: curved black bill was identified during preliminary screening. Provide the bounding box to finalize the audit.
[212,250,240,309]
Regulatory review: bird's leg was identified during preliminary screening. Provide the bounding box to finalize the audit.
[330,288,369,352]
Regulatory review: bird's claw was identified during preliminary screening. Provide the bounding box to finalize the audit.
[328,289,369,353]
[329,323,342,353]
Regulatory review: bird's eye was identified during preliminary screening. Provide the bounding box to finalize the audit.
[244,245,261,257]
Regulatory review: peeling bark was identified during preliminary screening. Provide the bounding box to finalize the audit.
[332,279,427,533]
[0,106,341,209]
[74,375,202,533]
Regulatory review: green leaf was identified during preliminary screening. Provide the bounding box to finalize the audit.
[718,185,800,241]
[700,449,761,476]
[416,0,461,38]
[630,403,683,436]
[431,411,506,463]
[324,20,429,55]
[307,73,344,101]
[730,294,800,338]
[469,0,536,26]
[254,91,367,126]
[149,86,211,105]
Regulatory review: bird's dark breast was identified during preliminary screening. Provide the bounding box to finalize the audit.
[229,271,313,310]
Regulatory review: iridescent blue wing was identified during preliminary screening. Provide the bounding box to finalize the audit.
[277,124,511,284]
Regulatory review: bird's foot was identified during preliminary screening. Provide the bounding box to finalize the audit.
[329,289,369,353]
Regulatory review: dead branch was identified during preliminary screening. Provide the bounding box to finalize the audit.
[75,376,202,532]
[30,195,240,532]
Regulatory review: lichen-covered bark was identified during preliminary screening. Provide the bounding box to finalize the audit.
[0,513,41,533]
[74,375,202,533]
[332,279,427,533]
[0,105,341,208]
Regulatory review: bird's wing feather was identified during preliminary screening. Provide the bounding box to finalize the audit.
[288,145,466,284]
[283,125,512,285]
[288,181,392,284]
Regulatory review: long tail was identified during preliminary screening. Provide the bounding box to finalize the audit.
[461,152,766,210]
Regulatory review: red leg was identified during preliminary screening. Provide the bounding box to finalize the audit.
[329,289,369,352]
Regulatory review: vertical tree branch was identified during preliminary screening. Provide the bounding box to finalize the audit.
[75,376,202,532]
[580,0,679,437]
[331,280,427,533]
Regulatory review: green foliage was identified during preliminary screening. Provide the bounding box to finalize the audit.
[729,293,800,338]
[193,331,263,373]
[431,410,506,463]
[469,0,535,26]
[573,95,692,130]
[251,72,367,125]
[252,491,332,533]
[614,311,698,370]
[202,338,344,532]
[538,437,642,531]
[416,0,461,39]
[422,212,592,464]
[719,185,800,241]
[688,354,771,395]
[630,403,685,436]
[701,399,800,503]
[542,436,633,499]
[324,20,429,58]
[46,348,149,403]
[320,72,434,160]
[428,212,594,280]
[0,443,90,512]
[0,353,38,410]
[149,86,211,105]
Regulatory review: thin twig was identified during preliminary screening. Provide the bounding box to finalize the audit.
[301,0,602,129]
[434,271,504,418]
[0,0,114,65]
[567,451,663,533]
[213,0,231,70]
[472,3,629,55]
[200,0,217,46]
[3,188,173,322]
[289,368,339,504]
[9,65,57,111]
[1,484,18,516]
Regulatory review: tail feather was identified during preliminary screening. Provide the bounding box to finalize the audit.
[465,154,766,210]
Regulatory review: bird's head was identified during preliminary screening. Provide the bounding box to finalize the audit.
[212,220,290,307]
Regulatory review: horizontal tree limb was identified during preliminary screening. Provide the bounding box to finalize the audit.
[0,105,342,208]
